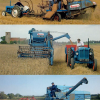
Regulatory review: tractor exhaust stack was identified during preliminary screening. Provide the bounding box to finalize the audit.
[88,38,89,48]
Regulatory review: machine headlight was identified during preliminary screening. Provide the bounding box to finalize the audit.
[89,52,92,55]
[76,52,78,55]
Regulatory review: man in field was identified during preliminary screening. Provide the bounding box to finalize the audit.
[77,39,84,49]
[48,82,57,97]
[15,0,24,7]
[45,32,53,47]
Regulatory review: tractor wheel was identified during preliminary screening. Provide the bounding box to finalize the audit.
[71,58,74,69]
[93,59,97,71]
[54,13,61,22]
[87,63,92,68]
[65,54,67,62]
[2,11,6,16]
[89,48,94,61]
[67,48,73,66]
[11,6,22,18]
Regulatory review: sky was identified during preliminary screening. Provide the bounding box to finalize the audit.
[0,25,100,42]
[0,75,100,96]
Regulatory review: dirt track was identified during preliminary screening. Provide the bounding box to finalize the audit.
[0,0,100,24]
[0,44,99,75]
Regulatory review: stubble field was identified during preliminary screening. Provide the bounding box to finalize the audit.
[0,0,100,24]
[0,44,100,75]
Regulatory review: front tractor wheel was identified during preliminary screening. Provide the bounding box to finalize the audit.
[65,54,67,62]
[71,58,74,69]
[2,11,6,16]
[93,59,97,71]
[11,6,22,18]
[54,13,61,22]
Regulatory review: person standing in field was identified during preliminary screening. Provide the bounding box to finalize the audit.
[45,32,53,46]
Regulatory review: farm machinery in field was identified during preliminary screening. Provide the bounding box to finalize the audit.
[1,0,48,18]
[65,39,97,71]
[2,0,97,21]
[2,0,31,17]
[43,0,97,21]
[45,77,91,100]
[17,28,71,65]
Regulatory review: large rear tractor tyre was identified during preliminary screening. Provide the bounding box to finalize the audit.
[65,54,67,62]
[89,48,94,61]
[71,58,74,69]
[2,11,6,16]
[54,13,61,22]
[67,48,73,66]
[11,6,22,18]
[93,59,97,71]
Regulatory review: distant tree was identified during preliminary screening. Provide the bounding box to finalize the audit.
[0,36,7,44]
[15,93,22,98]
[0,92,7,99]
[10,41,17,44]
[7,93,14,99]
[1,41,7,44]
[1,36,5,41]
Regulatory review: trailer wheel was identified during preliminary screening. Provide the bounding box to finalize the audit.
[2,11,6,16]
[65,54,67,62]
[93,59,97,71]
[11,6,22,18]
[67,48,73,66]
[71,58,74,69]
[54,13,61,22]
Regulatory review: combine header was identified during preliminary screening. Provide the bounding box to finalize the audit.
[45,77,90,100]
[17,28,71,65]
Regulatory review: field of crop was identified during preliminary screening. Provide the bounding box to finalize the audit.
[0,0,100,24]
[0,44,100,75]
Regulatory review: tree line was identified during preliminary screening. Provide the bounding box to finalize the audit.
[0,92,22,99]
[0,36,28,44]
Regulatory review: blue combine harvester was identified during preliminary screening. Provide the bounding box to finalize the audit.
[43,0,97,21]
[17,28,71,65]
[45,77,91,100]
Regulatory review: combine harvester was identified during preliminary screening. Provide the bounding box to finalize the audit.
[43,0,97,21]
[2,0,97,21]
[65,38,97,71]
[45,77,91,100]
[17,28,71,65]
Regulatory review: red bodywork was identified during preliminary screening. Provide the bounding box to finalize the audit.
[19,97,36,100]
